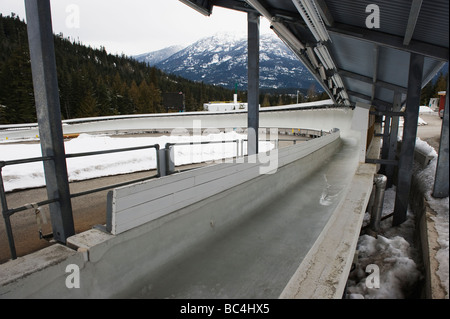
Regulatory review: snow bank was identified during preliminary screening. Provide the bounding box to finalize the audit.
[347,233,423,299]
[414,138,449,298]
[346,138,449,299]
[347,187,424,299]
[419,106,435,113]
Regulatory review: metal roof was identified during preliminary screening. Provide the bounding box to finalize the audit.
[180,0,449,108]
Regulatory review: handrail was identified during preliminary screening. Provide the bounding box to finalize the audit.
[0,143,160,260]
[165,139,239,147]
[65,144,159,158]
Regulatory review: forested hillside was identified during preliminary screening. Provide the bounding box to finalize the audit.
[0,14,245,124]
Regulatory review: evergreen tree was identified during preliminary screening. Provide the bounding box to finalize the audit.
[0,44,35,123]
[0,14,247,123]
[421,80,435,105]
[77,90,99,118]
[262,94,270,107]
[434,72,447,94]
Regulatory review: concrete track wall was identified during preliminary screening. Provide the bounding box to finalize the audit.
[0,107,354,141]
[0,105,373,299]
[0,132,344,298]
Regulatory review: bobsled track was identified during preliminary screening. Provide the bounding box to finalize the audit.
[0,102,380,298]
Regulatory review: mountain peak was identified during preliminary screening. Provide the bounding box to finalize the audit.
[134,32,317,90]
[134,45,185,66]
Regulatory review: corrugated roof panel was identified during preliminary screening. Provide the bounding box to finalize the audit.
[345,78,372,99]
[329,34,375,77]
[376,87,395,104]
[326,0,412,37]
[325,0,448,48]
[413,0,449,48]
[377,46,411,87]
[221,0,448,106]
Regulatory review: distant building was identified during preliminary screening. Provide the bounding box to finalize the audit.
[428,97,440,111]
[438,91,446,119]
[203,102,247,112]
[163,92,185,113]
[203,93,248,112]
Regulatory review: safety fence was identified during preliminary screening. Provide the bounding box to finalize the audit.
[0,144,161,260]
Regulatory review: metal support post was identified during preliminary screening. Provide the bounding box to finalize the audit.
[0,164,17,259]
[165,144,175,175]
[247,12,260,156]
[385,91,402,188]
[380,107,391,174]
[25,0,75,243]
[393,53,424,226]
[157,148,166,177]
[433,76,449,198]
[368,174,387,236]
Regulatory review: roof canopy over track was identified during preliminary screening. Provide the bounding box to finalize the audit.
[180,0,449,224]
[180,0,448,108]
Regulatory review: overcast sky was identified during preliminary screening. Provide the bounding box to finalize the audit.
[0,0,272,56]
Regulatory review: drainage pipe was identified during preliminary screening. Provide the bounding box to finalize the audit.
[368,174,387,235]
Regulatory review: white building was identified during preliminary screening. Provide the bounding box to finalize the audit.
[203,102,248,112]
[203,93,248,112]
[428,97,440,111]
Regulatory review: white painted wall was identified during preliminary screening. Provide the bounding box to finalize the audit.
[0,106,355,141]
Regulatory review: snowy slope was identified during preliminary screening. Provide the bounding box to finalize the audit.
[134,45,185,66]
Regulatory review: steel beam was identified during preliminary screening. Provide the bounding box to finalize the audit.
[346,90,393,110]
[178,0,213,16]
[371,45,379,103]
[247,11,260,155]
[393,53,424,226]
[380,104,391,174]
[314,0,335,27]
[403,0,423,46]
[385,91,402,188]
[433,77,449,198]
[339,69,408,94]
[25,0,75,243]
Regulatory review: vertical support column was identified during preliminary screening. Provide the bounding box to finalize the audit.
[247,12,260,155]
[0,164,17,259]
[393,53,424,226]
[385,91,402,188]
[433,77,449,198]
[25,0,75,243]
[380,107,391,174]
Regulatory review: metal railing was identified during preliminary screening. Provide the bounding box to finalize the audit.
[1,143,160,260]
[165,139,243,174]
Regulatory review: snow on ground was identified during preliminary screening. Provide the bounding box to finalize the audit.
[395,106,433,129]
[346,185,424,298]
[420,106,436,114]
[0,131,273,193]
[346,137,449,299]
[414,139,449,298]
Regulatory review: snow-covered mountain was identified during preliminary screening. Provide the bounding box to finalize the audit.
[134,33,318,90]
[134,45,185,66]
